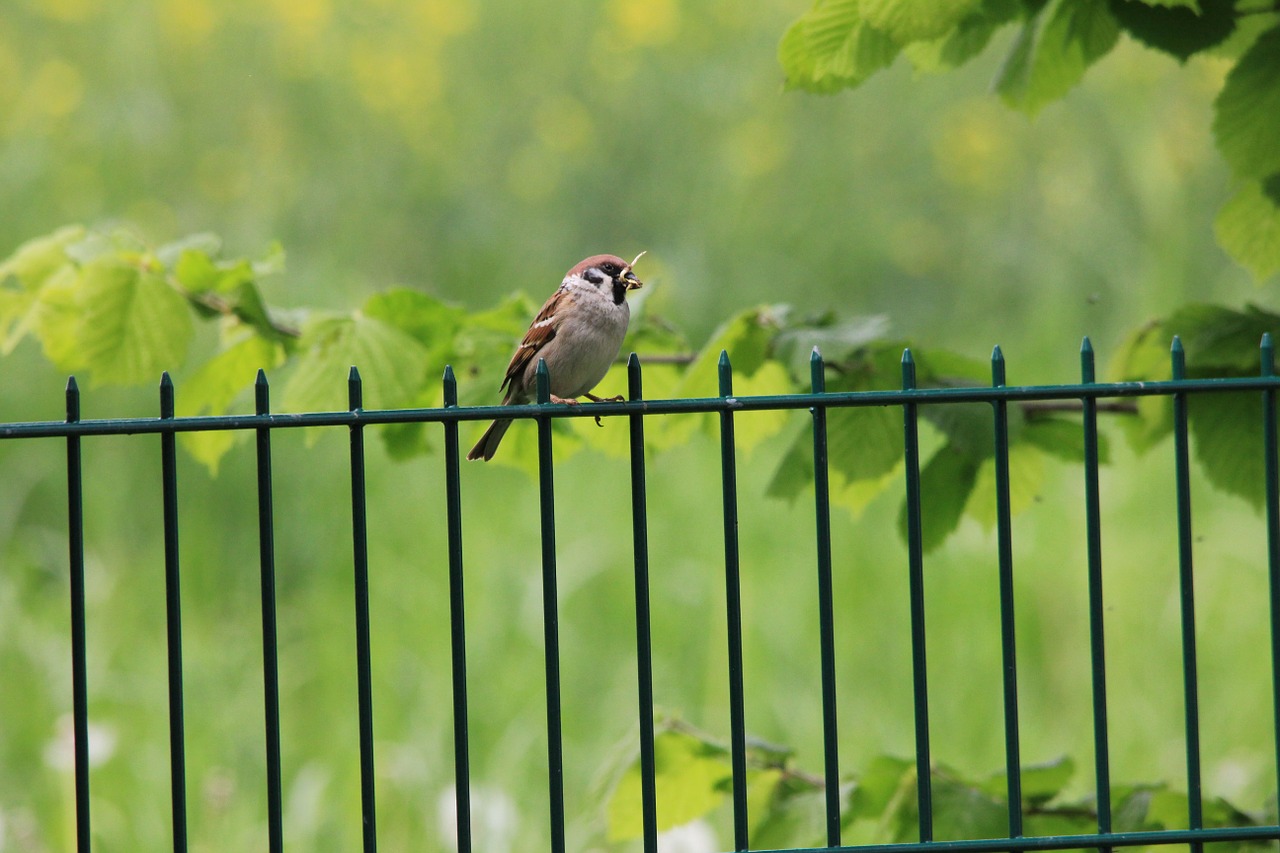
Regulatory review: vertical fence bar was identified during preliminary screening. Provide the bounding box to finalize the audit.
[1263,334,1280,802]
[901,350,933,842]
[65,377,91,853]
[1080,340,1112,849]
[159,373,188,853]
[1170,338,1204,849]
[810,348,841,846]
[348,367,378,852]
[627,354,659,853]
[719,351,749,851]
[535,359,567,853]
[254,371,284,853]
[991,347,1023,839]
[442,366,472,853]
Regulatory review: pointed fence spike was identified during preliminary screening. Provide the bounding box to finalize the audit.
[628,353,643,400]
[443,364,458,407]
[810,348,826,394]
[718,350,733,396]
[348,366,363,410]
[65,376,80,422]
[1171,336,1186,380]
[1081,336,1093,355]
[1081,337,1096,383]
[255,369,270,415]
[1263,334,1275,378]
[536,357,550,403]
[901,349,916,390]
[159,372,174,417]
[991,346,1006,386]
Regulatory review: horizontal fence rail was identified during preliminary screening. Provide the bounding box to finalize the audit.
[3,337,1280,853]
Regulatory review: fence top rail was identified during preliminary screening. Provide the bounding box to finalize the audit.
[2,372,1279,441]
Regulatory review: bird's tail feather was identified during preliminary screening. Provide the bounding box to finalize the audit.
[466,418,513,461]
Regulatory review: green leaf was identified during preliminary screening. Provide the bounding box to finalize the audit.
[780,0,901,94]
[156,232,221,268]
[176,334,286,474]
[363,288,466,352]
[283,312,431,414]
[0,224,85,289]
[745,768,787,836]
[898,442,982,552]
[1109,319,1175,452]
[904,0,1022,72]
[1188,390,1271,509]
[981,756,1074,805]
[921,400,999,458]
[1213,23,1280,181]
[1214,178,1280,281]
[1108,0,1238,61]
[1022,416,1110,463]
[606,729,731,841]
[732,360,801,453]
[891,771,1007,842]
[76,258,194,385]
[965,442,1044,531]
[1166,303,1280,371]
[751,775,852,849]
[995,0,1120,115]
[860,0,982,42]
[846,754,914,821]
[772,313,890,379]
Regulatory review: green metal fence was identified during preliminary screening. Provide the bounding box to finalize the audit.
[3,335,1280,853]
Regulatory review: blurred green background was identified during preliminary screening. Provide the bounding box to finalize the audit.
[0,0,1274,850]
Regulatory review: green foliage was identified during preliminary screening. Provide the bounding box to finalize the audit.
[3,224,1278,548]
[602,721,1271,849]
[1110,303,1280,506]
[778,0,1280,279]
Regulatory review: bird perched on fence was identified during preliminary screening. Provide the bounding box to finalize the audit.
[467,253,645,461]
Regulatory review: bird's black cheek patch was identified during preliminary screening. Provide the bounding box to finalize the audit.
[612,281,627,305]
[585,270,606,286]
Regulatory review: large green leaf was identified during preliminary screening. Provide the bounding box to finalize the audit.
[995,0,1120,115]
[606,728,731,841]
[780,0,901,94]
[176,333,286,474]
[965,442,1045,530]
[76,257,194,385]
[897,442,982,552]
[904,0,1022,72]
[283,312,431,414]
[1214,177,1280,281]
[860,0,982,42]
[0,226,86,355]
[1213,23,1280,181]
[1188,390,1272,509]
[1108,0,1237,60]
[0,224,85,289]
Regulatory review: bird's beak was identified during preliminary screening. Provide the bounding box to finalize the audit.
[623,269,643,290]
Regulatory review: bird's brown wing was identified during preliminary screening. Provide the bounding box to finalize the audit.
[499,290,562,397]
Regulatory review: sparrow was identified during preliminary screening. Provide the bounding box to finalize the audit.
[466,253,644,461]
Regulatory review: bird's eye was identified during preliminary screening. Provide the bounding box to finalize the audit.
[601,262,618,275]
